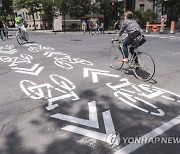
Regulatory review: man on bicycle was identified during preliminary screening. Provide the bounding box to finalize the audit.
[15,12,28,40]
[117,11,143,63]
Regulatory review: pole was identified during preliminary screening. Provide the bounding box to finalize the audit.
[62,1,66,33]
[4,9,6,21]
[124,0,126,14]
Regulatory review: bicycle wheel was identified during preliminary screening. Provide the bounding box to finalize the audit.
[132,52,155,81]
[108,46,124,70]
[16,32,24,45]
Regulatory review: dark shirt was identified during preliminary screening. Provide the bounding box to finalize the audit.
[0,21,4,29]
[119,19,141,36]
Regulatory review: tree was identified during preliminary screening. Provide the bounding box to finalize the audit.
[65,0,91,19]
[134,9,158,28]
[40,0,60,29]
[163,0,180,23]
[0,0,13,21]
[91,0,124,29]
[13,0,42,30]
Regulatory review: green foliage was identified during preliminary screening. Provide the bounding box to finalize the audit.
[40,0,59,21]
[0,0,13,18]
[13,0,41,13]
[65,0,91,19]
[134,10,158,28]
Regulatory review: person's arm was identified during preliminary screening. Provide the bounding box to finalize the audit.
[115,20,127,41]
[118,20,127,36]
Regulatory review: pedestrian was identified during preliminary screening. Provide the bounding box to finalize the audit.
[82,20,87,34]
[95,21,99,35]
[100,22,104,34]
[89,20,93,35]
[2,21,8,38]
[0,20,4,40]
[114,21,120,33]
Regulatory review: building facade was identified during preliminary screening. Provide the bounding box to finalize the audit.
[18,0,162,31]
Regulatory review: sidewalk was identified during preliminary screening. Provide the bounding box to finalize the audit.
[8,28,180,36]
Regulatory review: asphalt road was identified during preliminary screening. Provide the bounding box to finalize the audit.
[0,30,180,154]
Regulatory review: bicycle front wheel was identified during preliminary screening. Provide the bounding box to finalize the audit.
[108,46,124,70]
[132,52,155,81]
[16,32,23,45]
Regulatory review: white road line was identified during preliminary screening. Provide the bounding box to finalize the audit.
[145,34,180,40]
[114,115,180,154]
[169,37,177,40]
[161,95,175,101]
[172,52,180,55]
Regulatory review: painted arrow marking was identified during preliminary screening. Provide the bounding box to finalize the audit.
[62,110,118,144]
[51,101,99,128]
[12,64,44,75]
[51,101,118,144]
[43,52,68,58]
[83,68,120,83]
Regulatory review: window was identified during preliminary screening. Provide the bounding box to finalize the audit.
[140,4,145,12]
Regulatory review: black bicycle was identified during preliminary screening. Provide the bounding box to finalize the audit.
[109,37,155,81]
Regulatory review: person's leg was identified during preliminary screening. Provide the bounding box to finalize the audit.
[122,37,133,63]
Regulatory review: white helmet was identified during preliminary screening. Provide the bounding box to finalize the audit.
[17,12,22,17]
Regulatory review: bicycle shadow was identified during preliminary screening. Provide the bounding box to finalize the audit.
[122,67,157,84]
[27,41,36,43]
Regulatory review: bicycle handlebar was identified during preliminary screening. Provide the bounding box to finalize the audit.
[111,38,124,45]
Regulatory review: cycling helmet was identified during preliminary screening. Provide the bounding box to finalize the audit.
[17,12,22,17]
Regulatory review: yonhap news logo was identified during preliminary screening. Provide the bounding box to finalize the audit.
[106,133,180,147]
[106,132,120,146]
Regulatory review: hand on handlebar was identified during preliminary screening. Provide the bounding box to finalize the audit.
[112,37,123,43]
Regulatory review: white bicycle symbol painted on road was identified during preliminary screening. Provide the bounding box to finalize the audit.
[0,54,33,66]
[24,43,54,52]
[54,55,93,69]
[20,74,80,110]
[107,78,180,116]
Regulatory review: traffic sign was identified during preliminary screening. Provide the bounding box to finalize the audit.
[161,15,167,23]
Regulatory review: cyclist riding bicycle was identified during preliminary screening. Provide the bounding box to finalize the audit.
[15,12,28,40]
[117,11,144,63]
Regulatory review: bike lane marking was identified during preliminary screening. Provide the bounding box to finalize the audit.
[2,43,180,148]
[114,115,180,154]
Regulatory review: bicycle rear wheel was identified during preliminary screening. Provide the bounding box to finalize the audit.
[108,46,124,70]
[132,52,155,81]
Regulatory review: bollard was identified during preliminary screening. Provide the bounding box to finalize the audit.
[145,22,150,33]
[170,21,175,34]
[159,21,165,34]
